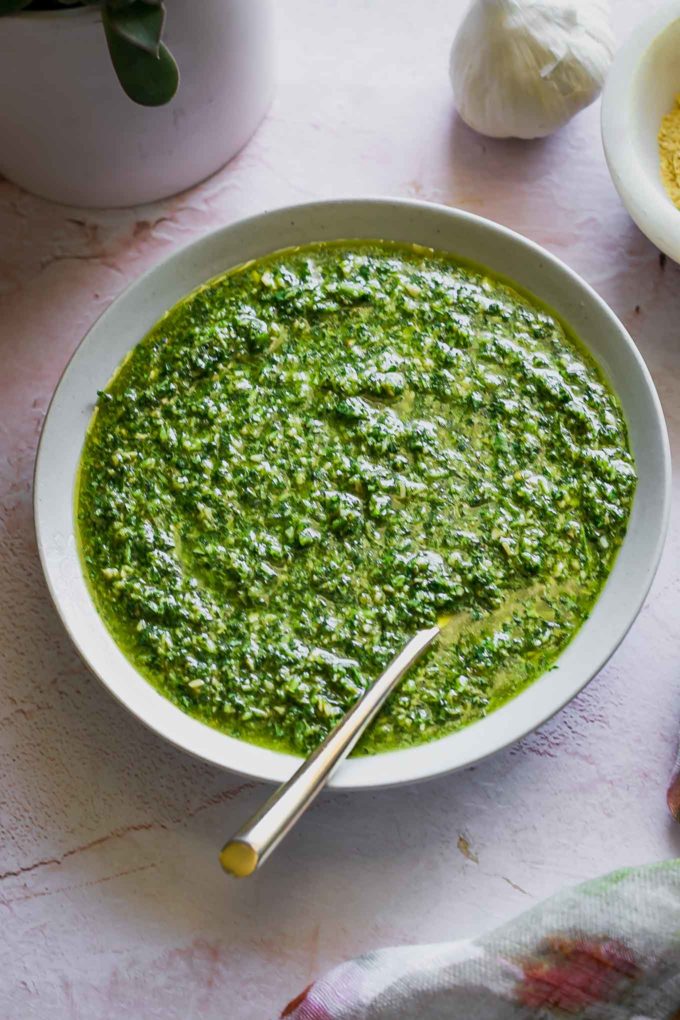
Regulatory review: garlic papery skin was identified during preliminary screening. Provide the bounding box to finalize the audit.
[450,0,615,140]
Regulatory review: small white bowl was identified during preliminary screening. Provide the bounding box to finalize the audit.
[602,0,680,261]
[34,199,670,790]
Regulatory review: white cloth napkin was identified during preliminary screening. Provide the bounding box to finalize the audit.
[279,861,680,1019]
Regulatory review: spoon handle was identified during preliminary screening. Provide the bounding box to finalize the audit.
[220,625,440,876]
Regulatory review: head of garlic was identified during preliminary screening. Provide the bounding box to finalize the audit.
[450,0,615,140]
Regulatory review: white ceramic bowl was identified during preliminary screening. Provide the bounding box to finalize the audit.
[34,199,670,790]
[602,0,680,262]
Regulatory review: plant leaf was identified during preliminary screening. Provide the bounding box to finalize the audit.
[103,0,165,56]
[0,0,34,14]
[103,19,179,107]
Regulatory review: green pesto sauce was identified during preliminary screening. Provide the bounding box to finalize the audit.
[77,241,636,756]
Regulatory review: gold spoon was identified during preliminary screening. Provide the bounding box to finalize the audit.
[220,619,453,877]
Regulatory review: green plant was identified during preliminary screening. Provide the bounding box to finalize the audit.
[0,0,179,106]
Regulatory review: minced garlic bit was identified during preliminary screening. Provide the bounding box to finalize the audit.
[658,95,680,210]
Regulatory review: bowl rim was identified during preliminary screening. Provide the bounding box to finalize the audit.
[34,197,671,790]
[601,0,680,261]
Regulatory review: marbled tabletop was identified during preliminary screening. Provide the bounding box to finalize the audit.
[1,1,680,1017]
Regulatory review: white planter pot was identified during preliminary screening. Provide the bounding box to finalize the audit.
[0,0,274,208]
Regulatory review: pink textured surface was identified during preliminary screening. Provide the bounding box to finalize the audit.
[1,2,679,1018]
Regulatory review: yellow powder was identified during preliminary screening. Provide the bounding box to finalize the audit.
[659,95,680,209]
